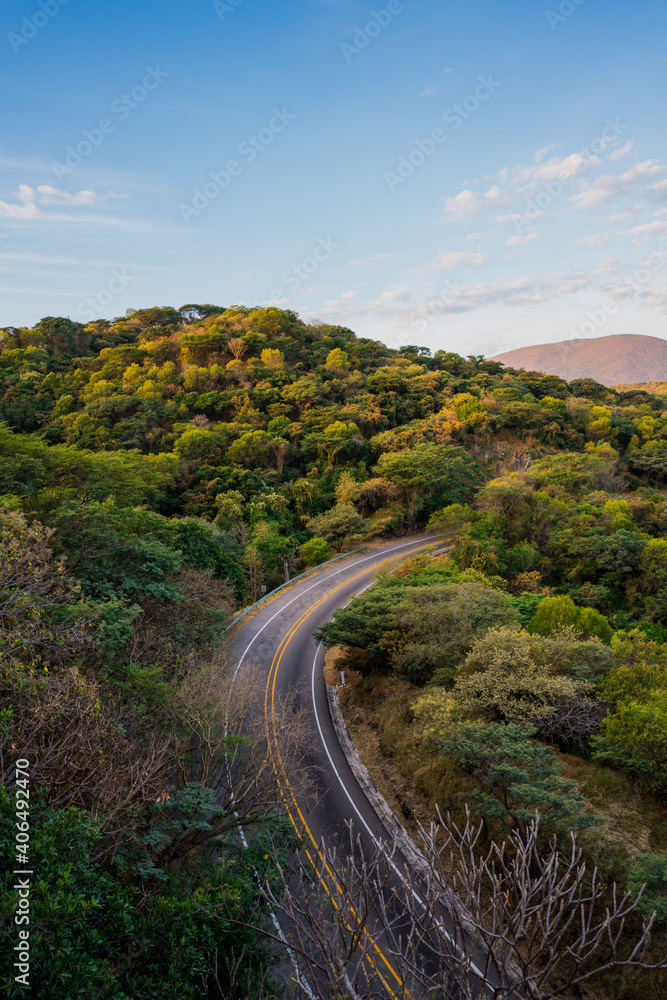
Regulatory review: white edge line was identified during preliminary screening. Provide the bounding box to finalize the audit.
[233,535,439,679]
[310,621,488,983]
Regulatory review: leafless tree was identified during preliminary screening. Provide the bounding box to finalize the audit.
[0,667,173,839]
[166,665,313,862]
[190,413,211,428]
[227,337,248,360]
[534,697,606,752]
[247,811,666,1000]
[1,656,312,869]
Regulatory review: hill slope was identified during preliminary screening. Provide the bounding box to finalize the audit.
[491,334,667,386]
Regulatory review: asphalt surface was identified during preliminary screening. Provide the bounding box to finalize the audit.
[228,533,509,1000]
[228,536,445,993]
[230,535,438,857]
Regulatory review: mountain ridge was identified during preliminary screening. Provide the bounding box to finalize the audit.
[490,333,667,386]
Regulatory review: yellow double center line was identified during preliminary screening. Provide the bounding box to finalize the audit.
[263,543,433,996]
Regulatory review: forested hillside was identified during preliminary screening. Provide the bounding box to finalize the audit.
[3,303,667,996]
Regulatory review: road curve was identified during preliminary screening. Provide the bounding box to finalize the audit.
[229,535,442,991]
[230,534,438,860]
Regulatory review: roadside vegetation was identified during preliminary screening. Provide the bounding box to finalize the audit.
[2,303,667,995]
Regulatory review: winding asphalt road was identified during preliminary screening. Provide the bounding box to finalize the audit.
[229,534,440,992]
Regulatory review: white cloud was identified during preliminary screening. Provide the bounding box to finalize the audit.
[422,250,488,271]
[466,230,493,243]
[347,253,394,268]
[446,151,597,222]
[0,196,39,220]
[533,144,560,163]
[626,219,667,245]
[498,152,595,187]
[0,183,105,220]
[571,160,665,210]
[595,257,624,273]
[609,205,644,222]
[406,271,592,320]
[533,153,594,183]
[609,140,636,162]
[445,185,505,220]
[35,185,97,206]
[506,232,539,247]
[316,269,593,326]
[648,178,667,197]
[419,86,437,97]
[571,231,614,247]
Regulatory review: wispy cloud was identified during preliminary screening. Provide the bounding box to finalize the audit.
[445,185,507,220]
[571,231,615,247]
[347,253,395,268]
[571,160,665,209]
[417,249,488,271]
[0,183,117,220]
[609,140,636,162]
[506,232,539,247]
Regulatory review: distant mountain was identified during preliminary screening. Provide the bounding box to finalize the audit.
[490,334,667,387]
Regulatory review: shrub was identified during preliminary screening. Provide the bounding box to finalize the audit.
[300,536,329,567]
[627,852,667,924]
[453,627,594,726]
[529,595,613,643]
[306,503,366,551]
[441,721,596,837]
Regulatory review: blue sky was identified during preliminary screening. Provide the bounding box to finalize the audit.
[1,0,666,357]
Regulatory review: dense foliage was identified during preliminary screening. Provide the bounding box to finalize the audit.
[4,303,667,992]
[321,545,667,937]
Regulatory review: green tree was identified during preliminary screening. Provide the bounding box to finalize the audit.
[54,501,183,603]
[214,489,245,526]
[0,507,93,668]
[393,582,520,685]
[318,578,519,684]
[174,428,222,464]
[300,537,329,567]
[627,853,667,924]
[374,444,482,527]
[252,521,298,582]
[593,693,667,794]
[34,315,89,359]
[227,431,286,473]
[528,596,612,643]
[453,627,593,725]
[307,503,366,551]
[442,721,595,837]
[0,788,274,1000]
[325,347,349,374]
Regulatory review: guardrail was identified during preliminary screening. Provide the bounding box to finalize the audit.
[225,545,369,632]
